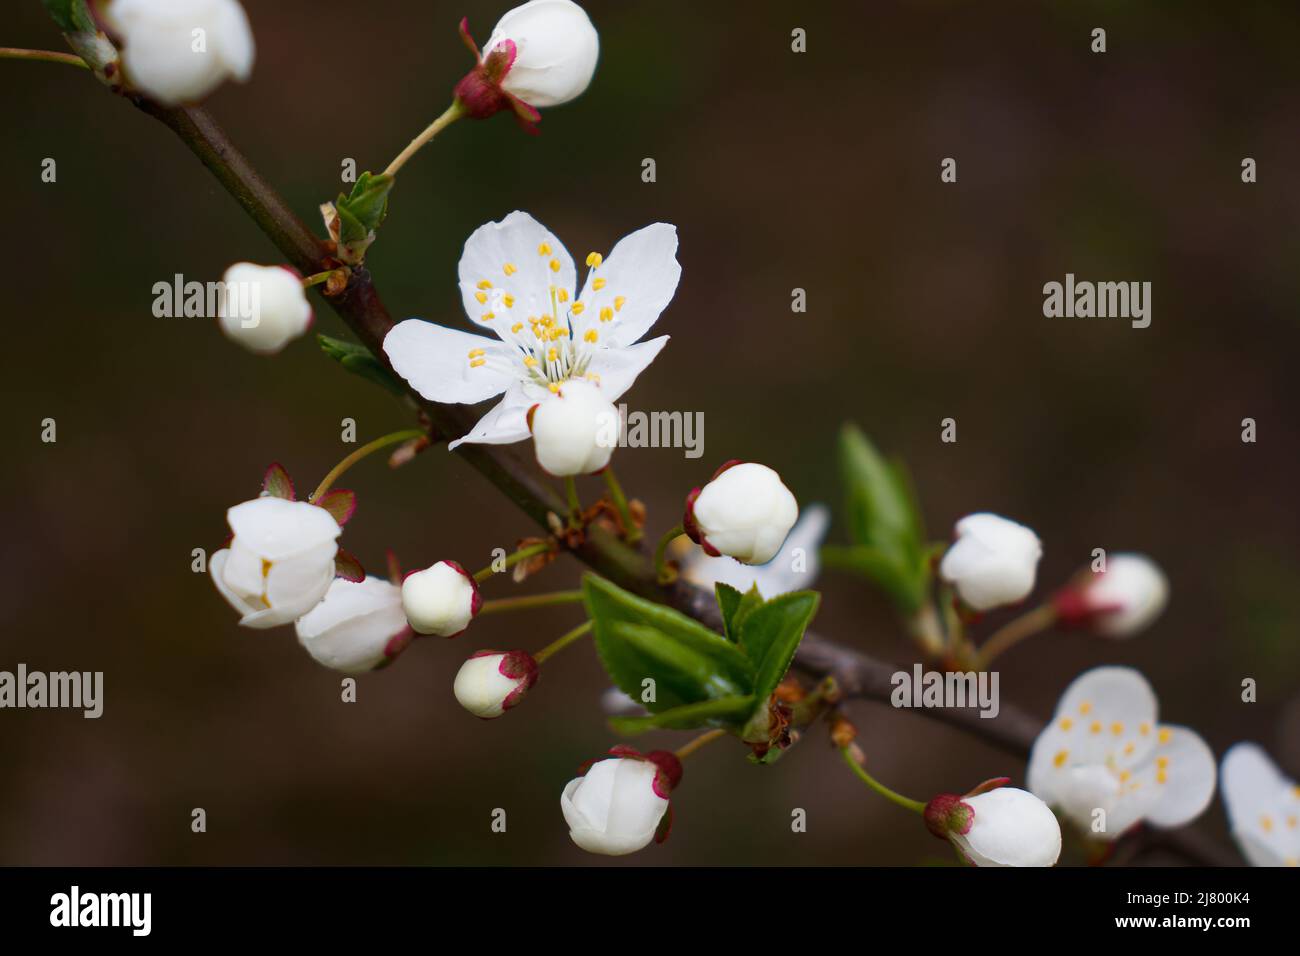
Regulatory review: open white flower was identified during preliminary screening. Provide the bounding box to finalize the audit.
[680,504,829,598]
[210,497,340,629]
[295,576,411,673]
[940,787,1061,867]
[383,212,679,450]
[684,462,799,566]
[104,0,254,106]
[530,378,619,475]
[401,560,480,637]
[1028,666,1216,840]
[453,650,538,719]
[1220,743,1300,867]
[939,512,1042,611]
[485,0,599,108]
[218,263,313,356]
[560,749,679,856]
[1055,553,1169,638]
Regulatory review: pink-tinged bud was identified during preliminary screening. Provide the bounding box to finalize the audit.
[401,560,480,637]
[684,461,799,566]
[452,1,598,132]
[453,650,538,719]
[927,787,1061,867]
[560,746,675,856]
[1052,553,1168,638]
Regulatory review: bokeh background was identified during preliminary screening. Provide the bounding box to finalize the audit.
[2,0,1298,865]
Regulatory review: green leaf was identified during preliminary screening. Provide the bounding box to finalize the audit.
[318,334,405,396]
[837,423,929,612]
[44,0,94,33]
[715,582,763,642]
[336,172,394,236]
[821,544,927,612]
[608,696,756,735]
[583,575,756,718]
[739,591,820,704]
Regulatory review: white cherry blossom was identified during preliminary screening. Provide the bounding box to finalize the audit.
[1220,743,1300,867]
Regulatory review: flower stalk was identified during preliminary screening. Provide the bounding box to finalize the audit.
[383,100,467,177]
[840,747,926,814]
[534,619,593,664]
[310,428,426,501]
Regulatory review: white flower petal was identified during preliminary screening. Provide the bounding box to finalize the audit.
[954,788,1061,867]
[583,335,669,402]
[383,320,514,405]
[457,211,576,332]
[487,0,599,108]
[1220,743,1300,866]
[681,503,829,598]
[295,576,407,673]
[226,497,341,562]
[577,223,680,348]
[447,381,540,451]
[1141,724,1216,829]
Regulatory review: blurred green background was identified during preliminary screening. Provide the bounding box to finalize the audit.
[2,0,1298,865]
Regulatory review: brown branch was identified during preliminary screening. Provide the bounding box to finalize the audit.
[123,99,1232,867]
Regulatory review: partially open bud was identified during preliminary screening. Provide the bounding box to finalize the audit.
[529,379,619,476]
[454,0,599,130]
[453,650,538,718]
[1053,553,1168,638]
[103,0,255,106]
[295,576,412,673]
[218,263,313,356]
[210,497,341,629]
[939,512,1042,611]
[401,560,481,637]
[561,747,680,856]
[684,461,799,565]
[925,785,1061,867]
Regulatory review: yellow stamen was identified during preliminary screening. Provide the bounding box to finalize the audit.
[614,295,627,312]
[469,358,486,368]
[503,294,515,308]
[583,329,598,343]
[1053,750,1068,768]
[475,291,488,305]
[476,280,492,290]
[467,348,486,358]
[1089,721,1101,734]
[592,278,607,291]
[1158,728,1172,745]
[599,306,614,323]
[481,312,494,321]
[1111,722,1124,735]
[558,288,569,303]
[1060,717,1073,731]
[503,262,517,276]
[523,357,538,368]
[538,243,551,255]
[586,252,603,268]
[571,302,585,315]
[511,322,524,334]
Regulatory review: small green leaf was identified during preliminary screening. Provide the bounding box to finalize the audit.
[336,172,394,235]
[715,582,763,642]
[820,544,927,612]
[583,575,756,717]
[739,590,820,704]
[837,423,929,612]
[44,0,94,33]
[318,334,406,396]
[609,696,755,735]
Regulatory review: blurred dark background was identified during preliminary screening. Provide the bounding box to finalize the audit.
[2,0,1298,865]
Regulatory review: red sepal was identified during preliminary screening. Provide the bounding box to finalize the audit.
[334,549,365,582]
[654,803,674,845]
[315,488,357,526]
[262,462,295,500]
[923,793,974,840]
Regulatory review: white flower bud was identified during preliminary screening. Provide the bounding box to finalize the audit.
[104,0,255,106]
[560,752,678,856]
[529,379,619,476]
[1058,553,1168,638]
[939,512,1042,611]
[295,576,411,673]
[218,263,313,356]
[401,560,480,637]
[948,788,1061,867]
[453,650,538,719]
[685,461,799,566]
[485,0,599,108]
[210,497,340,629]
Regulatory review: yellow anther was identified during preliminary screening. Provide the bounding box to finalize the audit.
[482,312,495,321]
[1156,756,1169,769]
[558,288,569,303]
[1089,721,1102,734]
[477,280,492,290]
[586,252,603,268]
[584,329,598,343]
[469,358,486,368]
[511,322,524,334]
[1111,722,1124,735]
[503,262,517,276]
[1123,742,1135,756]
[538,243,551,255]
[614,295,627,312]
[592,278,607,291]
[599,306,614,323]
[523,357,538,368]
[475,291,488,305]
[541,315,554,328]
[548,382,560,393]
[1288,816,1297,829]
[1261,815,1274,832]
[467,348,486,358]
[571,302,585,315]
[1119,770,1131,782]
[1079,701,1092,715]
[1156,769,1169,784]
[547,348,558,362]
[1060,717,1073,731]
[503,294,515,308]
[1053,750,1068,768]
[1158,728,1172,745]
[549,259,561,273]
[1139,723,1151,736]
